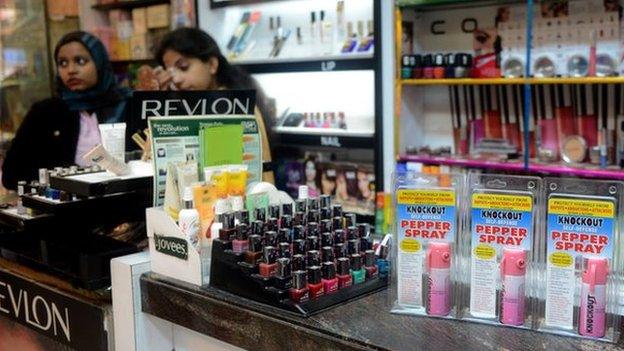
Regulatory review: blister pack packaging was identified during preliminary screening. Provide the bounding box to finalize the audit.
[390,172,465,319]
[536,178,623,342]
[460,174,542,329]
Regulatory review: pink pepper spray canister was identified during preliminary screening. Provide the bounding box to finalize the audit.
[579,257,608,338]
[426,241,451,316]
[500,248,527,326]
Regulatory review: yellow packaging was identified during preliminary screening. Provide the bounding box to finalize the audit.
[228,165,248,197]
[146,4,170,29]
[211,169,229,199]
[193,182,218,239]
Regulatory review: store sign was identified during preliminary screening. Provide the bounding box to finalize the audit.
[321,61,336,71]
[321,136,341,147]
[0,269,108,351]
[132,90,257,120]
[154,234,188,260]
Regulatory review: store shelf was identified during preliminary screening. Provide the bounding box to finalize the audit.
[235,55,375,74]
[110,58,155,65]
[274,127,375,149]
[399,77,624,86]
[92,0,169,11]
[210,0,284,9]
[399,154,624,180]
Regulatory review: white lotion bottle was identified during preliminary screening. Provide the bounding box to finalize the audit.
[179,187,200,251]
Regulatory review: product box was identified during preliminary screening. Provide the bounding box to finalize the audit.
[146,207,211,286]
[131,33,150,60]
[536,177,623,342]
[132,7,148,35]
[390,172,464,319]
[147,4,171,29]
[461,174,541,329]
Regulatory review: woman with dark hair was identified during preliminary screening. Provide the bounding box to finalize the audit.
[153,27,274,182]
[2,31,134,190]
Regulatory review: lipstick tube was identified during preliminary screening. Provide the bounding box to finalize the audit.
[500,248,527,326]
[336,257,352,289]
[307,266,324,299]
[289,270,310,303]
[579,257,608,338]
[321,262,339,295]
[259,246,277,278]
[426,242,451,316]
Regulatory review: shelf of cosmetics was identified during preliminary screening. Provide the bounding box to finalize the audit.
[404,83,624,170]
[208,194,391,315]
[226,6,374,61]
[278,111,348,130]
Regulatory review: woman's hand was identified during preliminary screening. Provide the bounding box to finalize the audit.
[152,66,178,91]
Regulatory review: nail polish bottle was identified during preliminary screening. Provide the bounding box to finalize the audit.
[294,211,306,226]
[422,54,434,79]
[454,53,471,78]
[444,53,456,78]
[307,222,320,238]
[347,226,359,240]
[280,215,293,230]
[350,254,366,284]
[411,54,423,79]
[320,207,331,220]
[307,197,320,212]
[321,246,335,263]
[293,239,307,255]
[219,213,237,242]
[334,243,347,259]
[307,236,320,251]
[321,232,334,247]
[332,216,343,231]
[320,195,331,209]
[308,210,320,223]
[293,225,305,241]
[289,270,310,303]
[320,219,332,233]
[376,245,390,278]
[232,225,249,254]
[235,209,249,226]
[259,246,278,278]
[266,217,279,232]
[332,204,342,218]
[282,203,293,216]
[321,262,339,295]
[347,239,360,255]
[360,237,372,255]
[307,250,321,267]
[245,234,263,265]
[344,214,356,228]
[265,231,278,247]
[252,220,264,236]
[269,204,280,219]
[292,254,306,271]
[357,223,370,239]
[401,55,412,79]
[336,257,352,289]
[364,250,378,279]
[295,199,307,214]
[278,228,290,244]
[433,54,446,79]
[254,207,266,223]
[279,242,291,258]
[307,266,324,299]
[275,258,292,289]
[333,229,345,244]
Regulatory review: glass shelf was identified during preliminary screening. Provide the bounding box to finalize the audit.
[399,77,624,86]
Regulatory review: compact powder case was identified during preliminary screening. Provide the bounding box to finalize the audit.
[534,57,556,77]
[502,57,524,78]
[561,135,588,164]
[567,55,589,77]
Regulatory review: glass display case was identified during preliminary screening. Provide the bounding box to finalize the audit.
[0,0,52,146]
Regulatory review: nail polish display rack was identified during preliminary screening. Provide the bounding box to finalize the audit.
[208,204,388,317]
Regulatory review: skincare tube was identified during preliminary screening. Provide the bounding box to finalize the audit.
[98,123,126,163]
[208,167,229,199]
[228,165,248,197]
[82,144,130,176]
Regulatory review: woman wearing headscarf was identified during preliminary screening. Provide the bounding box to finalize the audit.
[2,31,133,190]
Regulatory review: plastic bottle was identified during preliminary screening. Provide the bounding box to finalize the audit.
[179,187,200,250]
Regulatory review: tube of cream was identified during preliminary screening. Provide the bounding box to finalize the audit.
[176,162,199,205]
[82,144,130,176]
[164,163,181,220]
[98,123,126,163]
[210,168,229,199]
[229,164,249,197]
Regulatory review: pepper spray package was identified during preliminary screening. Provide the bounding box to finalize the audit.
[390,172,465,319]
[461,174,541,329]
[537,178,623,342]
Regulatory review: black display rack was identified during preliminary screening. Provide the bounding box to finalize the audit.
[209,240,388,317]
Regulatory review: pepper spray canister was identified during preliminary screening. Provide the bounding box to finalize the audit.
[579,257,608,338]
[426,241,451,316]
[500,248,527,326]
